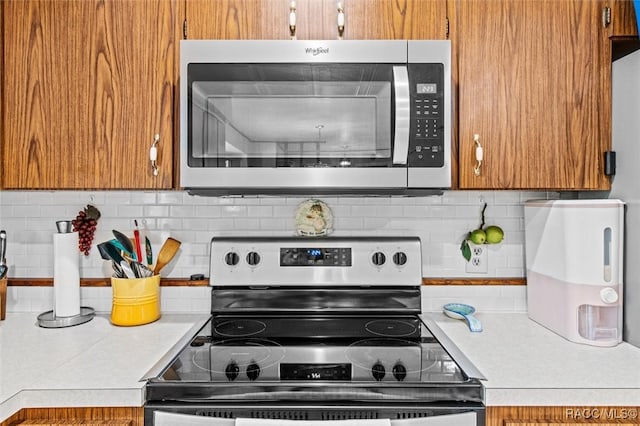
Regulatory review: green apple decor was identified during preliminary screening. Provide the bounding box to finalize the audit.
[460,203,504,261]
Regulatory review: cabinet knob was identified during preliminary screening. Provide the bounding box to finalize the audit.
[337,2,345,39]
[289,1,297,39]
[149,134,160,177]
[473,134,483,177]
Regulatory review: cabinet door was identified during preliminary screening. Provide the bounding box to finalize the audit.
[332,0,447,40]
[185,0,298,39]
[2,0,174,189]
[487,406,640,426]
[608,0,639,37]
[185,0,446,40]
[0,407,143,426]
[455,0,611,190]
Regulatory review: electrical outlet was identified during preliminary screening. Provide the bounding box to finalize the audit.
[465,243,488,273]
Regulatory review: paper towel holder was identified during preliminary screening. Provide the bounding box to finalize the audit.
[37,221,95,328]
[37,306,95,328]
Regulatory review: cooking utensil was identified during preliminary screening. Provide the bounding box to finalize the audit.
[108,238,135,258]
[0,230,7,265]
[120,260,136,278]
[443,303,483,332]
[135,262,153,278]
[133,220,143,262]
[112,261,125,278]
[129,260,141,278]
[145,236,153,266]
[153,237,181,275]
[112,230,136,261]
[0,230,7,280]
[130,260,153,278]
[97,241,112,261]
[101,241,125,265]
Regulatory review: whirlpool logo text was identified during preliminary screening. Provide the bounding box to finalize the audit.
[305,47,329,56]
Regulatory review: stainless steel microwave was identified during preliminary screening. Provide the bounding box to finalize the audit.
[180,40,451,195]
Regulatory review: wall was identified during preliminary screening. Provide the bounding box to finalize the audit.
[0,189,558,313]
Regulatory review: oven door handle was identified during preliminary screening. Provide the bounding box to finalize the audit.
[392,66,410,165]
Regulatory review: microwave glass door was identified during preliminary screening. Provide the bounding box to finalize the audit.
[187,64,396,168]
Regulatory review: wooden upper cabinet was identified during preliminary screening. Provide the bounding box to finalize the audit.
[184,0,446,40]
[184,0,296,40]
[454,0,612,190]
[336,0,446,40]
[2,0,175,189]
[607,0,639,37]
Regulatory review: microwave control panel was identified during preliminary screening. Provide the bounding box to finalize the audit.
[407,63,445,168]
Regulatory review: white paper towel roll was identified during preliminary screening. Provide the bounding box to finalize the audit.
[53,232,80,317]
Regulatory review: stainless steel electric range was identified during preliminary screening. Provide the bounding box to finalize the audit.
[145,237,485,425]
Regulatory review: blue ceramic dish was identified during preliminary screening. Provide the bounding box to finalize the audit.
[443,303,483,332]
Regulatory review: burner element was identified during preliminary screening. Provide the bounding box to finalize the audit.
[364,319,417,337]
[214,319,266,337]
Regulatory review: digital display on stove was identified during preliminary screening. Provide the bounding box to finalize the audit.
[281,363,351,380]
[307,249,322,258]
[280,247,352,267]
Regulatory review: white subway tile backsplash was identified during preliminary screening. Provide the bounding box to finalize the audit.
[157,192,183,204]
[157,218,184,231]
[232,218,262,230]
[421,285,527,313]
[117,205,145,217]
[14,205,42,218]
[0,189,557,283]
[260,218,288,230]
[144,205,170,217]
[222,205,248,217]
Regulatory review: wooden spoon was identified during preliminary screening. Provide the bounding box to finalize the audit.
[153,237,181,276]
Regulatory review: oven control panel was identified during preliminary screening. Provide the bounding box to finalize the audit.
[209,345,422,382]
[280,247,352,267]
[210,236,422,286]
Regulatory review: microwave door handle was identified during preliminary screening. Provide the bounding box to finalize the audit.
[392,66,410,165]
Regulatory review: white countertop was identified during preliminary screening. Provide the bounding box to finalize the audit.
[0,312,208,422]
[2,312,640,423]
[431,312,640,406]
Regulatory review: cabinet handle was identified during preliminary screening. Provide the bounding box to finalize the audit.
[473,134,483,177]
[289,1,297,39]
[602,6,611,28]
[337,1,345,39]
[149,134,160,177]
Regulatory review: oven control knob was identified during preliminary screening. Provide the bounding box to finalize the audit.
[246,251,261,266]
[392,363,407,381]
[224,252,240,266]
[371,362,386,381]
[246,362,261,381]
[393,252,408,266]
[225,362,240,381]
[372,252,386,266]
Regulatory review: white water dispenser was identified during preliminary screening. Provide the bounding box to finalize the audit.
[524,199,624,347]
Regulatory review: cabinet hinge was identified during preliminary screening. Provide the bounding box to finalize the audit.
[183,19,188,39]
[445,17,450,39]
[602,6,611,28]
[604,151,616,176]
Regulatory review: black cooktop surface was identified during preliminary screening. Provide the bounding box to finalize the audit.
[210,314,431,341]
[156,315,466,384]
